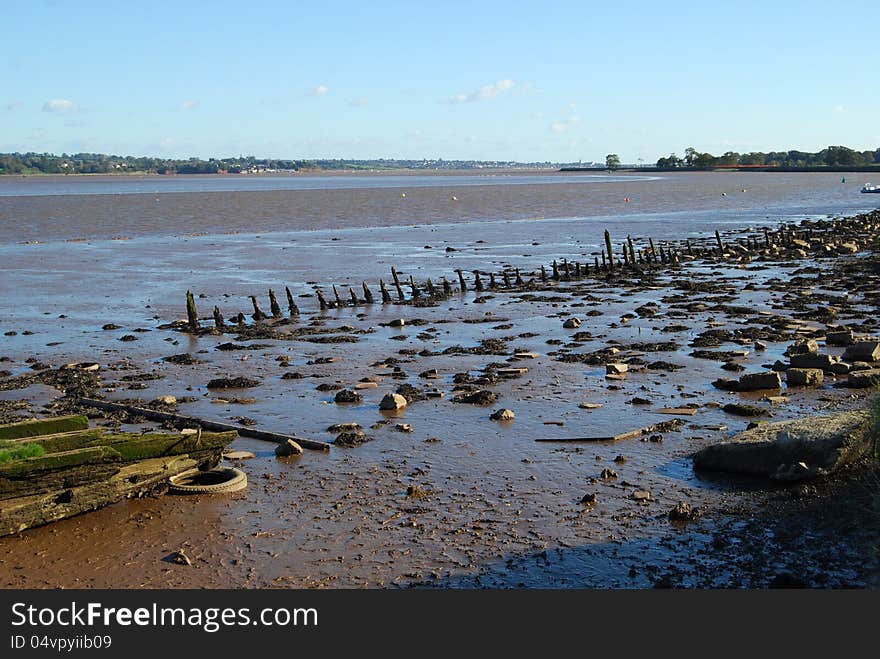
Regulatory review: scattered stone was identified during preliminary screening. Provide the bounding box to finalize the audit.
[632,490,652,501]
[606,363,628,375]
[389,318,406,328]
[275,439,303,456]
[223,450,256,460]
[789,353,839,370]
[723,403,767,417]
[355,381,378,389]
[490,408,515,421]
[452,390,497,405]
[334,389,363,404]
[168,550,192,566]
[328,422,362,433]
[335,430,369,447]
[578,402,604,410]
[825,328,854,346]
[786,368,823,386]
[600,468,618,479]
[155,395,177,405]
[668,502,699,521]
[393,423,413,433]
[613,455,627,463]
[842,340,880,363]
[206,376,260,389]
[379,393,408,410]
[737,371,782,391]
[580,493,598,504]
[562,318,581,329]
[785,338,819,357]
[846,368,880,388]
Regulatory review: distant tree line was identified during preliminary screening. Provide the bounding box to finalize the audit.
[0,152,561,175]
[656,145,880,169]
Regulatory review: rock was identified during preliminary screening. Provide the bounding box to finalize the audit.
[771,461,812,482]
[825,328,854,346]
[845,369,880,388]
[613,455,627,463]
[693,410,872,479]
[789,353,839,370]
[206,376,260,389]
[490,408,515,421]
[406,485,429,498]
[394,423,414,433]
[737,371,782,391]
[580,493,598,504]
[786,368,823,386]
[335,430,369,447]
[606,363,628,375]
[669,502,699,521]
[842,340,880,363]
[785,338,818,357]
[389,318,406,328]
[754,341,767,352]
[328,422,361,433]
[334,389,363,404]
[155,395,177,405]
[712,378,740,391]
[275,439,303,456]
[578,402,604,409]
[835,242,858,254]
[562,317,581,329]
[600,468,618,479]
[379,393,408,410]
[632,490,652,501]
[723,403,767,417]
[452,390,497,405]
[829,362,851,375]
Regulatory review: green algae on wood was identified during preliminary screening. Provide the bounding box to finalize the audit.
[0,415,89,441]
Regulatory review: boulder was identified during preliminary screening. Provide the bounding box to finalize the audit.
[275,439,303,456]
[842,341,880,363]
[606,363,629,375]
[379,393,408,410]
[785,338,818,357]
[334,389,363,404]
[786,368,823,387]
[845,369,880,389]
[562,317,581,329]
[737,371,782,391]
[490,408,516,421]
[825,328,854,346]
[693,410,872,479]
[789,353,839,370]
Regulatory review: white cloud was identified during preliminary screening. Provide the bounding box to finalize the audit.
[4,101,24,111]
[181,100,200,110]
[42,99,78,113]
[348,97,369,107]
[832,105,847,113]
[445,79,514,104]
[308,85,330,96]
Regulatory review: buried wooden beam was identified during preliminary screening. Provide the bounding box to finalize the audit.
[285,286,299,317]
[185,291,200,333]
[76,399,331,451]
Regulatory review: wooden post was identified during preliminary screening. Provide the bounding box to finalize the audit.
[621,243,629,266]
[442,276,452,297]
[426,278,437,297]
[285,286,299,316]
[236,312,246,327]
[362,282,374,304]
[185,290,200,333]
[332,285,343,307]
[349,287,359,305]
[316,289,328,311]
[474,271,484,292]
[456,269,467,292]
[552,260,559,280]
[601,251,607,271]
[715,229,724,254]
[604,229,614,271]
[686,239,693,256]
[250,295,265,321]
[268,289,282,318]
[391,267,405,301]
[212,306,224,330]
[648,238,657,261]
[627,236,636,264]
[594,256,600,274]
[574,262,581,277]
[563,259,571,279]
[409,275,421,298]
[502,271,511,287]
[379,280,392,304]
[515,269,524,286]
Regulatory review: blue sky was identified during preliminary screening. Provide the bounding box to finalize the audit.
[2,0,878,162]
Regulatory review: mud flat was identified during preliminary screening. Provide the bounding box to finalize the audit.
[0,200,878,588]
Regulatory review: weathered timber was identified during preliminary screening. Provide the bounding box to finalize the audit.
[604,229,614,271]
[0,416,89,441]
[391,267,405,301]
[213,306,225,330]
[250,296,266,321]
[379,279,392,304]
[285,286,300,316]
[362,282,374,304]
[185,290,200,332]
[268,289,282,318]
[77,399,331,451]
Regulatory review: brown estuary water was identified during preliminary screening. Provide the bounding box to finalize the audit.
[0,170,877,588]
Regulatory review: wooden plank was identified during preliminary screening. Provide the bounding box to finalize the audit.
[0,416,89,441]
[77,398,330,451]
[656,408,698,416]
[535,419,686,443]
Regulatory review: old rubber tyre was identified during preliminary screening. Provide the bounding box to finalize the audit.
[168,467,247,494]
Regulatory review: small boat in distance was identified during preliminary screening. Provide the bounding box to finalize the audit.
[861,183,880,193]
